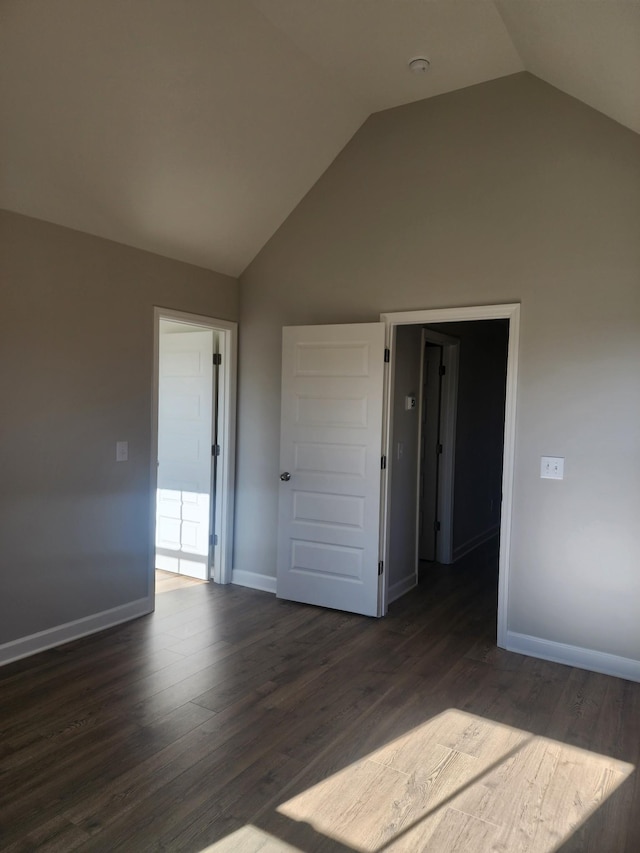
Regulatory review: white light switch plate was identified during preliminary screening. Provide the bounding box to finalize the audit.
[541,456,564,480]
[116,441,129,462]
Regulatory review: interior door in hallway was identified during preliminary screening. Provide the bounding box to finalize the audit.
[156,325,214,580]
[419,342,444,562]
[277,323,386,616]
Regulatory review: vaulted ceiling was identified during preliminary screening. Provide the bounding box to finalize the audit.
[1,1,638,276]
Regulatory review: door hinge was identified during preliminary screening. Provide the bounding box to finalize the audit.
[212,444,221,457]
[209,533,218,546]
[436,443,443,455]
[439,364,446,376]
[378,560,384,576]
[213,353,222,365]
[381,455,387,470]
[384,348,390,363]
[434,520,441,532]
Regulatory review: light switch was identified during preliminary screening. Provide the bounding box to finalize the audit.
[116,441,129,462]
[541,456,564,480]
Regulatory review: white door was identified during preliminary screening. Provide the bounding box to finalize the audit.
[277,323,386,616]
[156,327,214,580]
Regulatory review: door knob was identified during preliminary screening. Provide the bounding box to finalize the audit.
[280,472,291,481]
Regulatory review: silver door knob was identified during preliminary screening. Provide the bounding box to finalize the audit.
[280,472,291,481]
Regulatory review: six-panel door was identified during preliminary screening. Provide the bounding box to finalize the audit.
[276,323,385,616]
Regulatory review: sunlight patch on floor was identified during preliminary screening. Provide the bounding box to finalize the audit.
[155,569,207,594]
[274,708,634,852]
[200,825,302,852]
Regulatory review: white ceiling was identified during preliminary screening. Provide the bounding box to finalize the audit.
[1,1,638,277]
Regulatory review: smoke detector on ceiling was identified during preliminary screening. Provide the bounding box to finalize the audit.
[408,57,431,74]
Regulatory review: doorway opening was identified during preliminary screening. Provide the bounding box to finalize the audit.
[273,304,518,645]
[418,320,508,570]
[381,304,519,647]
[151,308,237,596]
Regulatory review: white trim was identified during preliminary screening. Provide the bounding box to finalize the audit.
[231,570,277,595]
[506,631,640,684]
[453,525,500,563]
[214,320,237,585]
[378,327,395,616]
[499,305,520,648]
[382,304,520,325]
[413,330,427,587]
[152,308,237,591]
[387,575,417,605]
[0,598,152,666]
[380,303,520,648]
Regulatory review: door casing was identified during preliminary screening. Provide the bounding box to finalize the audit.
[151,308,237,597]
[380,304,520,648]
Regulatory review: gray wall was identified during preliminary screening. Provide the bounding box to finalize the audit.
[0,210,238,646]
[237,73,640,660]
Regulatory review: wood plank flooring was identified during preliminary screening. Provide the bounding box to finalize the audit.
[1,546,640,852]
[155,570,207,595]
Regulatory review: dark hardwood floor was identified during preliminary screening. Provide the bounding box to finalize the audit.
[1,547,639,851]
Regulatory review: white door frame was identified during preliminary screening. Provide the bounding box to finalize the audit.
[380,303,520,649]
[417,328,460,567]
[151,308,237,592]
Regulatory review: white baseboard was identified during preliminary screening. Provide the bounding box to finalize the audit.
[506,631,640,684]
[388,574,417,604]
[453,525,500,563]
[0,597,153,667]
[231,569,277,595]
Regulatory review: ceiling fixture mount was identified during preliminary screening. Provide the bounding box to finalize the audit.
[408,57,431,74]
